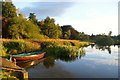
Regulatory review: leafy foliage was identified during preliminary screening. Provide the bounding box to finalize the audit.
[61,25,90,41]
[2,2,17,38]
[117,34,120,44]
[2,2,17,18]
[38,16,62,38]
[79,32,90,41]
[95,34,114,46]
[29,13,38,25]
[8,15,43,39]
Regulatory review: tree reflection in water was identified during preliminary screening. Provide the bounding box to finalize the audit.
[43,47,86,68]
[96,46,111,54]
[20,45,115,69]
[91,44,112,54]
[18,45,118,69]
[43,56,55,69]
[118,45,120,48]
[78,47,86,59]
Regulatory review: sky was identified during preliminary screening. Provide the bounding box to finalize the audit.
[12,0,119,36]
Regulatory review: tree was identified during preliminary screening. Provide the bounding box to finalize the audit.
[79,32,90,41]
[2,2,17,38]
[95,34,114,46]
[117,34,120,44]
[63,30,71,39]
[118,34,120,40]
[56,24,62,38]
[61,25,79,40]
[108,31,112,36]
[39,16,62,38]
[2,2,17,18]
[29,13,38,25]
[8,15,41,39]
[90,33,95,42]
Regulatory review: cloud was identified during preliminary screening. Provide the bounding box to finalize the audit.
[84,58,118,66]
[18,2,75,20]
[78,15,118,35]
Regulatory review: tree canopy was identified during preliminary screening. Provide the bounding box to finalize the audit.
[95,34,114,46]
[2,2,17,38]
[29,13,38,25]
[8,15,42,39]
[38,16,62,38]
[2,2,17,18]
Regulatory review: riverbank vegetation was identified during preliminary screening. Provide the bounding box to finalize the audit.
[1,39,92,57]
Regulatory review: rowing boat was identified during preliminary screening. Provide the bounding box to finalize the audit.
[11,51,45,61]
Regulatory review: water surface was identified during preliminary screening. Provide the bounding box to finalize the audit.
[25,45,118,78]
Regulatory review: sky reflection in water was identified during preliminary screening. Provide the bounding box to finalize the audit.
[27,45,118,78]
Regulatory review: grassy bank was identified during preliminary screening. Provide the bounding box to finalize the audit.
[1,39,93,57]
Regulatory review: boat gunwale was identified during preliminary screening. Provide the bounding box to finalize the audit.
[11,52,46,58]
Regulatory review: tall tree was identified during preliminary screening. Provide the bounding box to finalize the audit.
[2,2,17,38]
[108,31,112,36]
[28,13,38,25]
[2,2,17,18]
[39,16,62,38]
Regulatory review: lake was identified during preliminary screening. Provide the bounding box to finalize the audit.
[24,45,118,78]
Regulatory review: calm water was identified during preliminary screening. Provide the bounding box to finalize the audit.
[25,45,118,78]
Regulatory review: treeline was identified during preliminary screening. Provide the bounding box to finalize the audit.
[90,33,120,46]
[2,2,120,45]
[2,2,90,40]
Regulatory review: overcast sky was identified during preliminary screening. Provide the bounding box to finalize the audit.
[12,0,119,35]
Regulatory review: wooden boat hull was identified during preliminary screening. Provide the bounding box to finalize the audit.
[12,52,45,61]
[16,58,45,68]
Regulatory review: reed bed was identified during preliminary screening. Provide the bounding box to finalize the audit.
[1,38,93,57]
[1,38,80,43]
